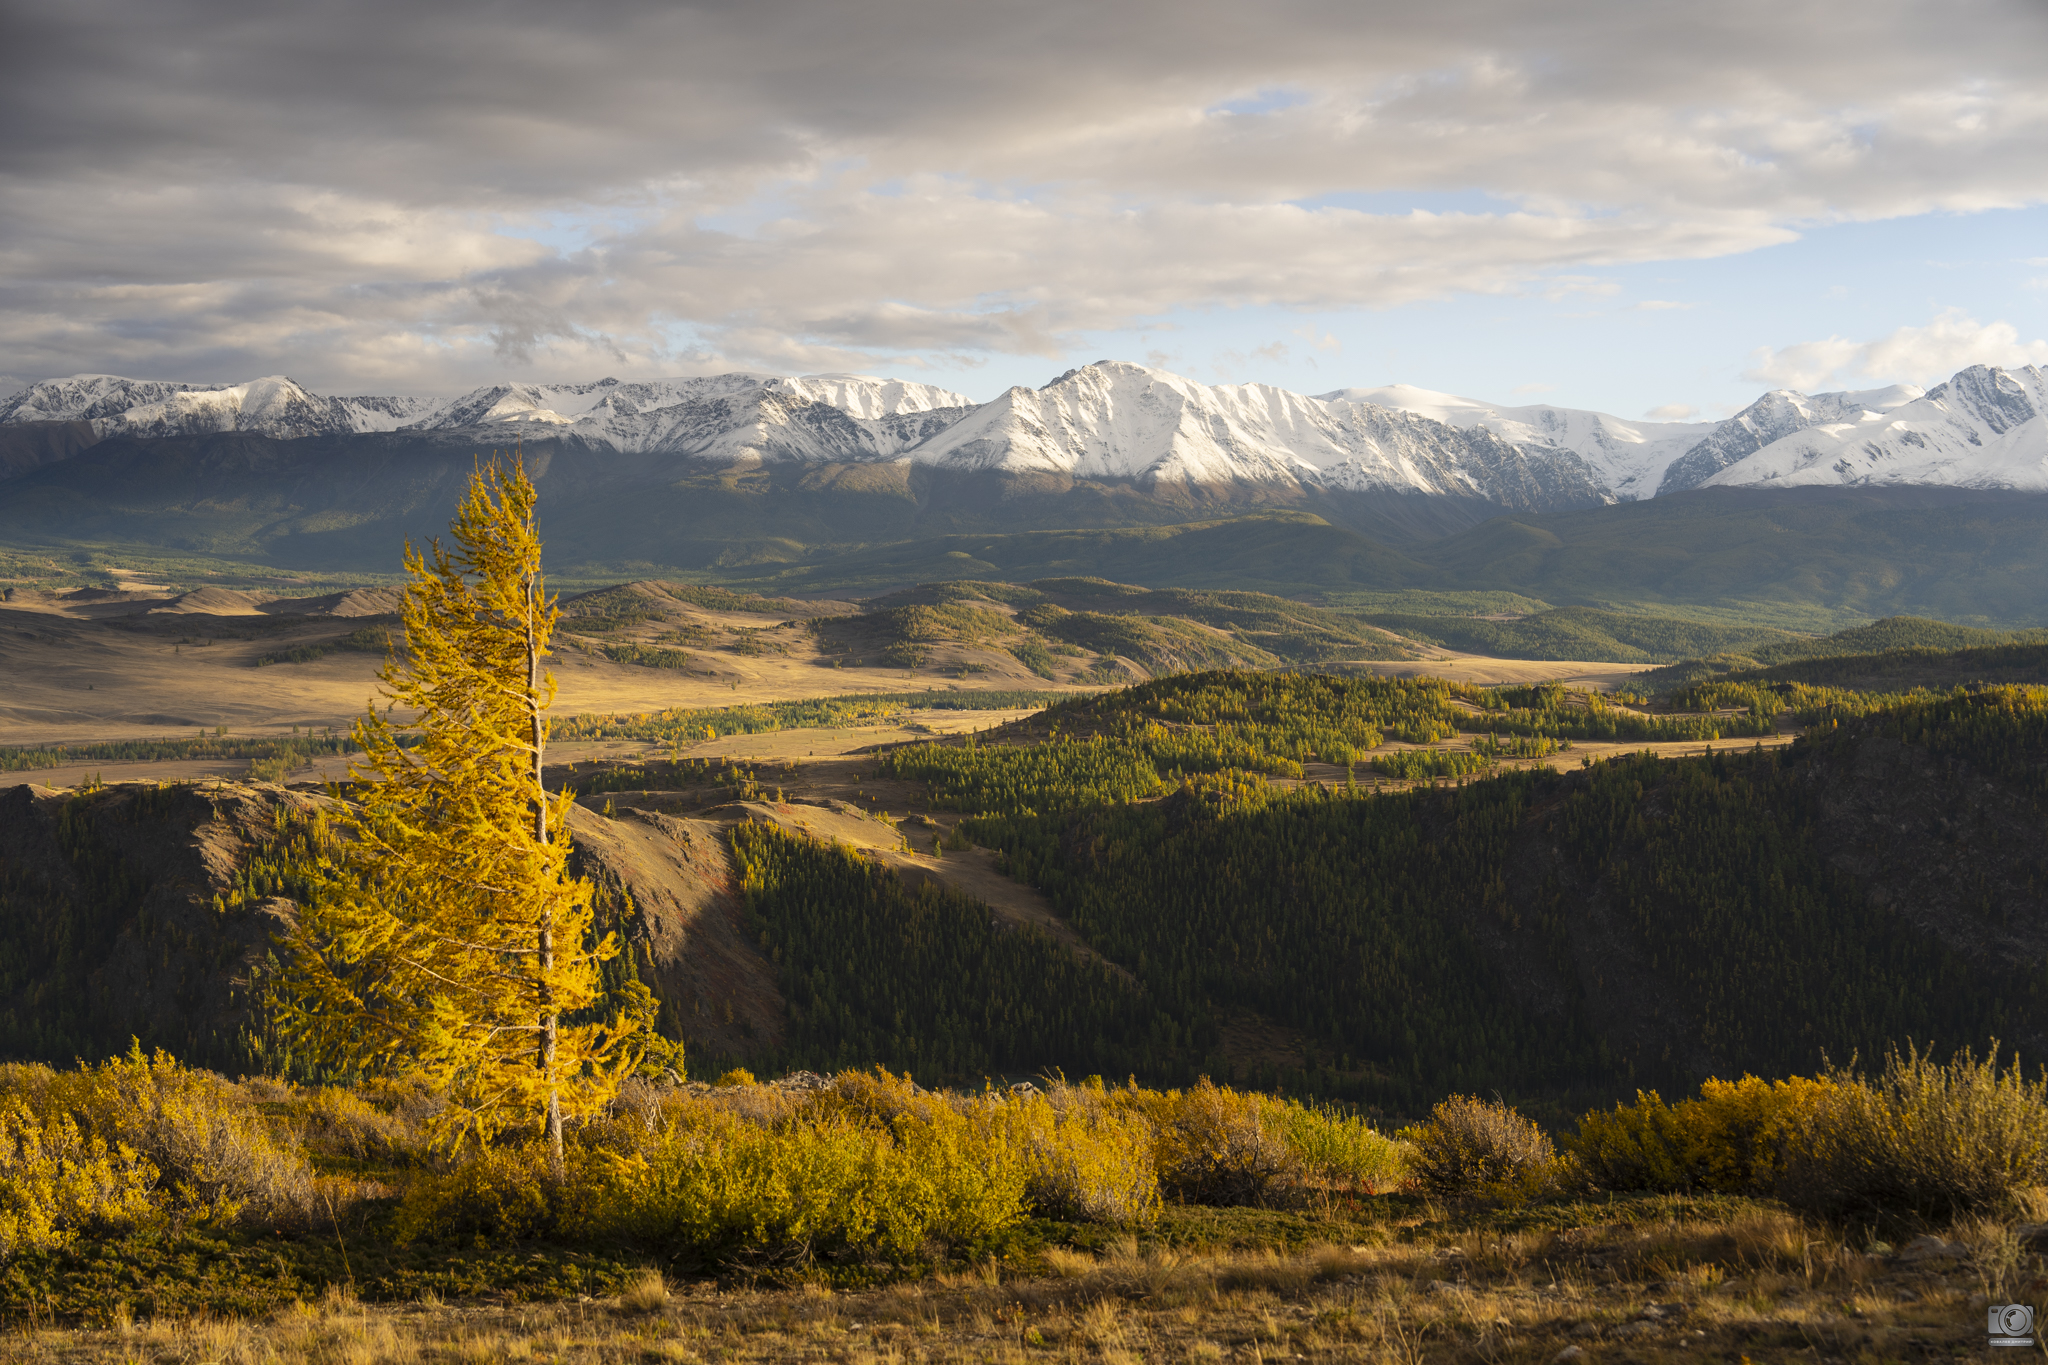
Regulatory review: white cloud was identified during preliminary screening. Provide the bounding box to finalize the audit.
[1743,309,2048,389]
[1294,325,1342,353]
[1644,402,1700,420]
[1,0,2046,388]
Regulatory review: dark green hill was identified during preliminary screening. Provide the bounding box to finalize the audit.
[1644,617,2048,688]
[1359,605,1802,663]
[10,673,2047,1112]
[868,676,2048,1107]
[1417,486,2048,629]
[706,511,1429,596]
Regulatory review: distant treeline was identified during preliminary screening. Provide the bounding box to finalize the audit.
[874,672,1771,815]
[550,689,1080,744]
[253,624,395,667]
[1373,609,2048,671]
[0,733,359,774]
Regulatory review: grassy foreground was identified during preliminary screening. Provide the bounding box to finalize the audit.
[6,1199,2034,1362]
[8,1046,2048,1360]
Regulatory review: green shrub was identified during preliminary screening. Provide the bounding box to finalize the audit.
[1280,1103,1408,1193]
[1779,1045,2048,1221]
[1401,1094,1555,1198]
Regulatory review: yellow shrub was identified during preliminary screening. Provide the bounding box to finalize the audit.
[55,1048,312,1227]
[888,1101,1030,1243]
[1570,1075,1836,1195]
[1012,1088,1160,1223]
[1568,1090,1695,1193]
[292,1087,421,1165]
[581,1110,899,1257]
[3,1050,312,1231]
[568,1080,1030,1260]
[0,1096,159,1260]
[391,1144,556,1246]
[805,1068,923,1123]
[1779,1046,2048,1220]
[1691,1075,1835,1191]
[1130,1079,1302,1207]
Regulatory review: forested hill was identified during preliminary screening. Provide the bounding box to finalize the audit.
[8,671,2046,1119]
[824,675,2048,1111]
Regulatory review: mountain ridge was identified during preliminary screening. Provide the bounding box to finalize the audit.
[7,360,2041,509]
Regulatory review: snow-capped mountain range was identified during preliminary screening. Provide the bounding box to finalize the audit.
[4,361,2043,507]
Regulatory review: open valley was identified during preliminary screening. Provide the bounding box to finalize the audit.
[9,12,2048,1346]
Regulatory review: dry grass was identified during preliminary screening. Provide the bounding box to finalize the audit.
[7,1207,2029,1362]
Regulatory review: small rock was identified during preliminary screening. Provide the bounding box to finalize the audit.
[1552,1348,1586,1363]
[1898,1235,1968,1263]
[1895,1289,1921,1303]
[1428,1280,1459,1293]
[1570,1322,1602,1338]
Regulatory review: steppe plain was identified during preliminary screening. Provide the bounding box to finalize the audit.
[1,579,1702,792]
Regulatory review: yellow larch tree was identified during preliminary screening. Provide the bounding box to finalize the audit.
[275,460,651,1164]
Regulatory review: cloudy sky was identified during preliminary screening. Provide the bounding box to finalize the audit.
[4,0,2046,418]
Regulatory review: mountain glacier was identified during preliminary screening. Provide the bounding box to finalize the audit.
[1326,385,1719,502]
[3,361,2042,509]
[1695,367,2046,491]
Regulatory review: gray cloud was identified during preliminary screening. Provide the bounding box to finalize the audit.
[3,0,2045,389]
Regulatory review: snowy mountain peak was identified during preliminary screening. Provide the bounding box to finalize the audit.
[1696,366,2043,492]
[1326,384,1718,501]
[5,362,2041,507]
[1659,382,1931,494]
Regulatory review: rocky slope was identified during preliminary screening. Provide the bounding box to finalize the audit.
[0,778,784,1074]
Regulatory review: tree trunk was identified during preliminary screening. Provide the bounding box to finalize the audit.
[527,569,563,1173]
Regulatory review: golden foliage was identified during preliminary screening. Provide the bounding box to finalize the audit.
[273,461,652,1157]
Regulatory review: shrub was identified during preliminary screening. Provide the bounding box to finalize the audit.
[1779,1045,2048,1221]
[291,1086,421,1166]
[1570,1076,1842,1195]
[391,1144,556,1246]
[21,1049,312,1229]
[1401,1094,1555,1198]
[1138,1079,1303,1207]
[575,1103,1025,1261]
[1280,1103,1408,1193]
[0,1095,159,1260]
[1016,1086,1160,1222]
[1568,1090,1695,1193]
